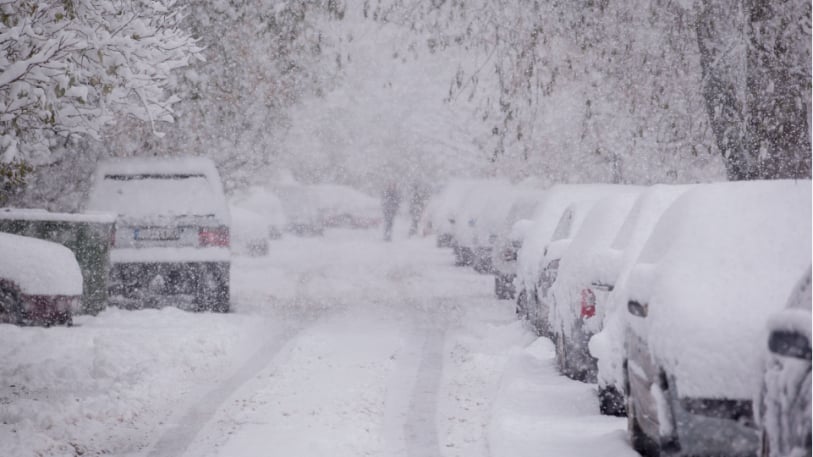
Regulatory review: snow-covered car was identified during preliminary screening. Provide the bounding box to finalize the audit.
[0,232,82,325]
[230,186,287,240]
[514,184,638,327]
[548,191,641,383]
[429,179,483,248]
[587,185,692,416]
[526,200,598,337]
[757,267,811,457]
[623,180,811,457]
[492,191,546,299]
[229,205,270,256]
[309,184,382,229]
[85,157,231,312]
[275,185,325,236]
[452,180,515,272]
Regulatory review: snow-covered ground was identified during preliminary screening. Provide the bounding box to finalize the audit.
[0,223,636,457]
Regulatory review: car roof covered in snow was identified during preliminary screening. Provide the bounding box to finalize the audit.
[627,179,812,398]
[0,232,82,296]
[430,178,495,231]
[516,184,640,291]
[0,208,117,224]
[86,157,228,222]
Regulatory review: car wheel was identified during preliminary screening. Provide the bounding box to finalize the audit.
[516,289,528,319]
[495,276,510,300]
[195,265,230,313]
[627,394,660,457]
[598,384,627,417]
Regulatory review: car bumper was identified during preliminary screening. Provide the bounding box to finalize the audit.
[109,261,229,307]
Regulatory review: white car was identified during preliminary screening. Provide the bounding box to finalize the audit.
[429,179,485,248]
[230,186,287,240]
[757,267,811,457]
[451,180,514,272]
[0,232,82,326]
[623,180,811,457]
[548,191,641,383]
[85,157,231,312]
[515,184,640,334]
[491,190,546,299]
[587,184,692,416]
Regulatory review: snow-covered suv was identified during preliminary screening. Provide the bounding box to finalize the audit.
[86,157,231,312]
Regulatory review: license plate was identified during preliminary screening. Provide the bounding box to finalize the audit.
[135,227,179,241]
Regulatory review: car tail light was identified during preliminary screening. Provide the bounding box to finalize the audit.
[199,226,230,247]
[580,288,596,318]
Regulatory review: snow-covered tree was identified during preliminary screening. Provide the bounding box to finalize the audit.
[0,0,202,188]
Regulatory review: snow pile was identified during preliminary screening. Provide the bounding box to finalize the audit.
[86,157,229,222]
[488,338,638,457]
[626,179,812,398]
[588,185,693,390]
[0,208,117,224]
[0,308,275,457]
[0,232,82,295]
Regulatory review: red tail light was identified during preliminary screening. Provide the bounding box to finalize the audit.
[199,226,230,247]
[580,288,596,318]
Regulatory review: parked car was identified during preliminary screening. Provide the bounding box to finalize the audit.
[548,191,641,383]
[623,180,811,457]
[0,232,82,325]
[85,157,231,312]
[527,199,598,337]
[275,185,325,236]
[229,204,271,256]
[452,180,514,272]
[492,191,546,299]
[230,186,287,239]
[308,184,382,229]
[587,185,692,416]
[514,184,637,326]
[756,267,811,457]
[429,179,484,248]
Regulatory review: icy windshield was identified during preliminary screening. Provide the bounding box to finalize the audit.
[88,174,219,219]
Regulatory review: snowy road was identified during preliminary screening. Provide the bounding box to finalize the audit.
[0,227,638,457]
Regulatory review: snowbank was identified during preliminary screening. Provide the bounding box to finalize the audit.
[627,179,812,398]
[0,232,82,295]
[0,307,275,457]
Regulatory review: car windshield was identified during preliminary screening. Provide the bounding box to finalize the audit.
[88,174,218,219]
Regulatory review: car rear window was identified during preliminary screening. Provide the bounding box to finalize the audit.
[88,174,219,219]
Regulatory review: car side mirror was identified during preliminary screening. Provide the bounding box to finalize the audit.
[768,330,811,360]
[627,300,648,318]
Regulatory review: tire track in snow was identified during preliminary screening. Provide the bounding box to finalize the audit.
[404,326,446,457]
[144,323,303,457]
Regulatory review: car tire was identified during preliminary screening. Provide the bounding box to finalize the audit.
[195,264,230,313]
[598,384,627,417]
[495,276,509,300]
[516,289,529,320]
